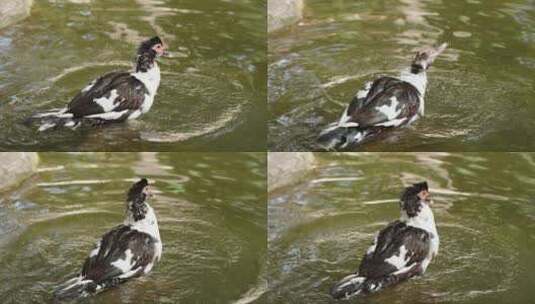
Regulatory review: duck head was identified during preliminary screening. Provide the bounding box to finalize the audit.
[410,43,447,74]
[136,36,168,72]
[399,181,432,217]
[138,36,167,57]
[126,178,152,221]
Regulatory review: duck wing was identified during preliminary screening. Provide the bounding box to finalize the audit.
[358,221,430,279]
[67,72,149,118]
[81,225,157,284]
[340,77,420,128]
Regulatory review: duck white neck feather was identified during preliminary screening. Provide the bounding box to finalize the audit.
[124,201,162,261]
[132,62,161,96]
[399,69,427,96]
[400,203,436,234]
[399,69,427,116]
[401,203,439,257]
[125,202,160,236]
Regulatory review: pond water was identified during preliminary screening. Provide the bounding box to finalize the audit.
[0,152,266,303]
[268,153,535,303]
[268,0,535,151]
[0,0,266,151]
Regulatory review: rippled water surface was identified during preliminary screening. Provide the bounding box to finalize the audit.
[268,0,535,151]
[268,153,535,303]
[0,152,266,303]
[0,0,266,151]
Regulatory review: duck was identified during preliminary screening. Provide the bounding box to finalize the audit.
[54,178,162,300]
[318,43,448,150]
[29,37,167,131]
[330,182,439,299]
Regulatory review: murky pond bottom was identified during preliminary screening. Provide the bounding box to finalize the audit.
[0,152,266,303]
[268,153,535,303]
[0,0,266,151]
[268,0,535,151]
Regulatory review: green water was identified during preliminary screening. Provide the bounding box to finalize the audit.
[0,152,266,303]
[0,0,266,151]
[268,153,535,303]
[268,0,535,151]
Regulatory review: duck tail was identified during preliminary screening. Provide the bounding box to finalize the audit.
[369,264,423,290]
[317,124,367,150]
[24,108,80,131]
[330,274,367,299]
[331,264,424,299]
[53,276,97,301]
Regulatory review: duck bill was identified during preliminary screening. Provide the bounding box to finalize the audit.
[427,43,448,63]
[418,190,433,205]
[161,43,170,57]
[143,185,154,198]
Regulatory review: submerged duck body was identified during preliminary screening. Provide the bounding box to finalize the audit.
[30,36,167,131]
[331,182,439,299]
[318,43,447,150]
[54,179,162,300]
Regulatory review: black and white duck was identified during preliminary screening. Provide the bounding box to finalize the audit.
[30,37,167,131]
[318,43,448,150]
[54,178,162,300]
[330,182,439,299]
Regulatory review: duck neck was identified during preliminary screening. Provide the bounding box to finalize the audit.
[125,198,149,223]
[125,200,161,241]
[400,203,437,235]
[133,51,161,95]
[399,69,427,96]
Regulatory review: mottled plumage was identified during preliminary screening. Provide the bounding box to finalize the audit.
[331,182,439,299]
[54,179,162,300]
[67,72,149,118]
[80,225,157,287]
[28,37,167,131]
[318,43,447,150]
[343,77,421,128]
